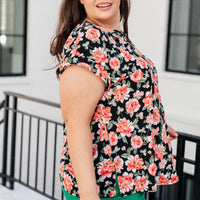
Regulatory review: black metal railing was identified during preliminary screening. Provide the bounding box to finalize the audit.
[176,132,200,200]
[0,91,200,200]
[0,100,4,125]
[0,91,64,200]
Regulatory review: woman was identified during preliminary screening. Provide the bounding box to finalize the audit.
[50,1,179,200]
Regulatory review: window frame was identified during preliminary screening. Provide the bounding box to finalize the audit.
[0,0,28,77]
[166,0,200,75]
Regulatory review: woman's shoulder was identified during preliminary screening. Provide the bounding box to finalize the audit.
[69,20,126,43]
[70,21,110,40]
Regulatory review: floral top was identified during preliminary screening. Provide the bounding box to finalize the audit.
[58,20,179,198]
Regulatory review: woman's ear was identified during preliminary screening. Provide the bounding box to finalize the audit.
[80,0,84,4]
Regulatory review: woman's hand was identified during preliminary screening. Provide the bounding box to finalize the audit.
[168,124,178,140]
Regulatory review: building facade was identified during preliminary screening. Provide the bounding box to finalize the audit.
[0,0,199,198]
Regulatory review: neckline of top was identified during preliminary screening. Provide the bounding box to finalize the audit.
[82,20,126,37]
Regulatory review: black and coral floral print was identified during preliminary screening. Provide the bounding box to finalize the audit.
[58,21,179,198]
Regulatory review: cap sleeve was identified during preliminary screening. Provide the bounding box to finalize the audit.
[59,26,111,91]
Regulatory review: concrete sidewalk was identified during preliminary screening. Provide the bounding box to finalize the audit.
[0,183,51,200]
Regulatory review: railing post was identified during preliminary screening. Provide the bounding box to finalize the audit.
[9,96,18,189]
[193,143,200,200]
[176,134,185,200]
[148,192,156,200]
[2,94,10,186]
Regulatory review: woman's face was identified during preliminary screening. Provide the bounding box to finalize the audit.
[80,0,121,27]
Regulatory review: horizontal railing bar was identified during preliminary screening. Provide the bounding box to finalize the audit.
[177,131,200,143]
[182,157,195,165]
[173,155,195,165]
[5,107,63,126]
[0,119,4,124]
[4,91,60,108]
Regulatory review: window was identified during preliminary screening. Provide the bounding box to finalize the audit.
[166,0,200,74]
[0,0,27,76]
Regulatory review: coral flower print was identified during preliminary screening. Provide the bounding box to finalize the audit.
[148,134,155,149]
[146,113,154,124]
[146,58,155,68]
[63,174,73,193]
[126,99,141,114]
[134,90,144,98]
[113,85,130,103]
[171,174,179,184]
[109,132,118,146]
[116,118,134,137]
[92,47,108,64]
[125,155,144,172]
[118,172,134,193]
[86,28,100,41]
[131,135,143,149]
[134,176,148,192]
[114,156,124,172]
[136,57,147,69]
[94,105,104,122]
[64,35,74,48]
[66,164,75,177]
[109,190,116,197]
[77,62,92,71]
[97,159,115,179]
[59,162,65,175]
[109,36,115,44]
[110,57,121,70]
[119,47,133,62]
[104,145,112,156]
[171,154,176,167]
[155,144,165,160]
[154,86,162,102]
[94,104,111,122]
[98,123,109,141]
[93,144,98,160]
[153,108,161,125]
[142,92,153,110]
[157,174,169,185]
[159,159,167,169]
[100,88,113,101]
[103,106,112,122]
[162,125,168,144]
[130,69,144,83]
[96,64,110,80]
[58,21,179,198]
[148,163,157,176]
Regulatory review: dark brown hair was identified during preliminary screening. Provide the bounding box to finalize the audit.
[50,0,131,71]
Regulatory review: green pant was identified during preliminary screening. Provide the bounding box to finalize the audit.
[61,170,145,200]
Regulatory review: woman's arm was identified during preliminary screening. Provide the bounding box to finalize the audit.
[59,65,105,200]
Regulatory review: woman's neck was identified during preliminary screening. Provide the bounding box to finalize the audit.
[84,17,121,31]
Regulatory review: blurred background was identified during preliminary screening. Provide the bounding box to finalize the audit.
[0,0,199,200]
